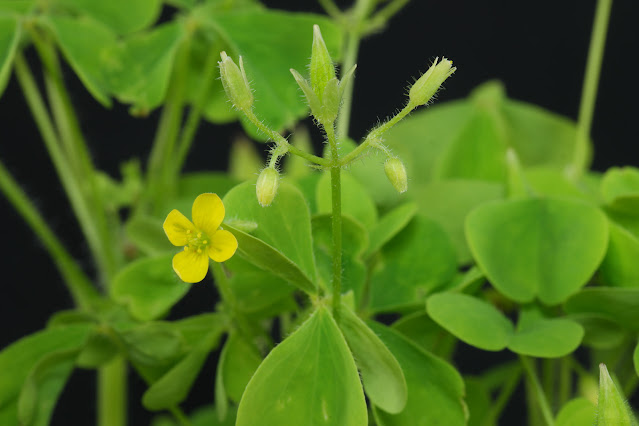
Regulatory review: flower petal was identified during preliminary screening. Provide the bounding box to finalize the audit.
[172,249,209,283]
[163,209,196,246]
[192,193,225,237]
[208,229,238,262]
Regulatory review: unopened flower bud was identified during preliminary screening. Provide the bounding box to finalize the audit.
[256,168,279,207]
[218,51,253,111]
[384,158,408,193]
[310,25,336,98]
[596,363,638,425]
[408,57,456,107]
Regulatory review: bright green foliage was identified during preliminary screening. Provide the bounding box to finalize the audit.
[427,293,513,351]
[555,398,597,426]
[565,288,639,331]
[0,0,34,14]
[236,307,368,426]
[75,330,119,368]
[601,167,639,213]
[0,325,91,425]
[142,330,220,411]
[198,10,341,137]
[569,314,625,349]
[116,323,183,368]
[370,216,457,312]
[338,305,407,414]
[599,221,639,287]
[125,215,169,255]
[507,309,584,358]
[413,180,504,264]
[0,16,19,97]
[369,322,467,426]
[226,255,294,313]
[224,181,317,289]
[111,254,191,321]
[391,312,455,358]
[596,364,638,425]
[218,333,261,404]
[634,341,639,377]
[45,16,116,107]
[466,198,609,304]
[51,0,161,34]
[366,202,417,257]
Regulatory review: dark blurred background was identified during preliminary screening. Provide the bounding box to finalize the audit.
[1,0,638,424]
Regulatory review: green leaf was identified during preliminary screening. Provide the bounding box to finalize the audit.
[366,202,417,257]
[312,214,367,299]
[466,198,609,304]
[391,312,455,359]
[225,224,316,295]
[236,307,367,426]
[368,322,467,426]
[224,181,317,290]
[426,293,513,351]
[0,16,19,98]
[555,398,597,426]
[435,104,508,182]
[338,306,407,414]
[161,172,238,219]
[117,322,183,367]
[317,172,378,228]
[464,377,493,426]
[45,16,116,107]
[142,330,219,411]
[225,255,295,313]
[220,333,261,403]
[369,216,457,312]
[567,314,626,350]
[413,180,504,264]
[601,167,639,214]
[17,349,79,426]
[111,254,191,321]
[599,221,639,287]
[198,9,342,136]
[52,0,161,34]
[75,329,119,368]
[0,325,91,425]
[125,215,171,255]
[0,0,35,14]
[507,310,584,358]
[525,168,595,202]
[596,364,638,425]
[169,313,227,350]
[564,288,639,331]
[107,22,185,113]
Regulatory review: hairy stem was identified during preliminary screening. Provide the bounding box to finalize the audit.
[98,357,127,426]
[325,124,343,321]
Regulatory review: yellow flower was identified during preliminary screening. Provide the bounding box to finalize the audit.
[163,193,238,283]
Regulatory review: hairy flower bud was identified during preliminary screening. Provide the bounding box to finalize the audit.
[596,364,638,425]
[310,24,336,98]
[384,158,408,193]
[218,51,253,111]
[408,57,456,107]
[256,168,280,207]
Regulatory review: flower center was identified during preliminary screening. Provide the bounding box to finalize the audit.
[184,229,210,254]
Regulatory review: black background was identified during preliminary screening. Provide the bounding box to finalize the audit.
[1,0,638,424]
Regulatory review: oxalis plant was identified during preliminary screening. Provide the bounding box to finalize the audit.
[1,0,638,425]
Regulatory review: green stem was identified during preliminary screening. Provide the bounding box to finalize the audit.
[325,124,343,321]
[0,159,98,309]
[14,53,111,284]
[520,355,555,426]
[172,46,220,178]
[569,0,612,179]
[169,407,192,426]
[243,109,329,167]
[365,0,411,34]
[98,356,127,426]
[481,364,522,426]
[558,357,571,406]
[542,359,556,413]
[318,0,342,20]
[340,103,413,166]
[146,37,191,211]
